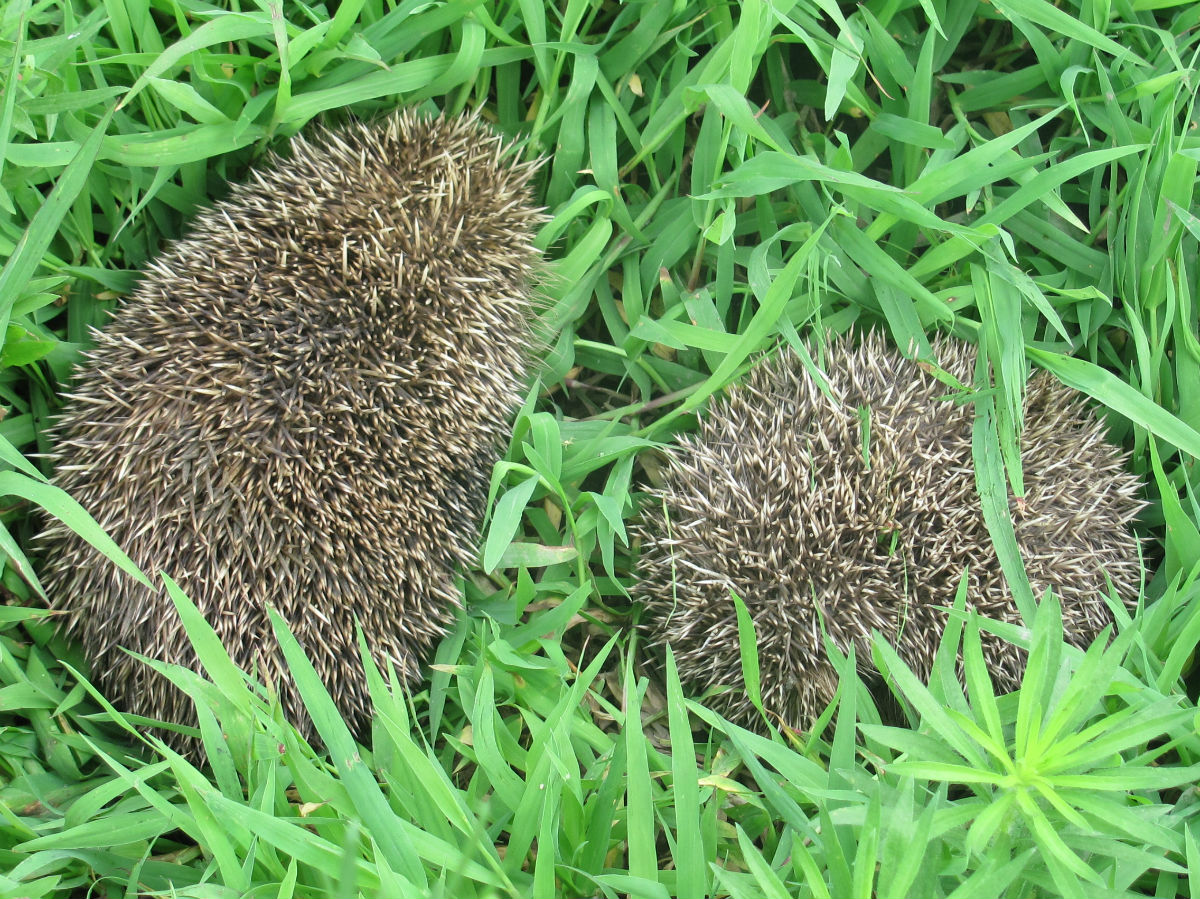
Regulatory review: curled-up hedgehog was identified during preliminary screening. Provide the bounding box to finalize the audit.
[39,110,544,749]
[633,332,1143,731]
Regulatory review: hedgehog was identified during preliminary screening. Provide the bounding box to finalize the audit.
[633,332,1143,731]
[38,109,544,751]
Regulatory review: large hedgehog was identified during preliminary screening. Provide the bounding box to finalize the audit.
[40,110,544,748]
[634,333,1143,730]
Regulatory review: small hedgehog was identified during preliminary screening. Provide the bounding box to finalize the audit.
[633,333,1143,731]
[39,110,544,749]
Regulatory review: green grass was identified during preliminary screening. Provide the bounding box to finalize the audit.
[2,0,1200,895]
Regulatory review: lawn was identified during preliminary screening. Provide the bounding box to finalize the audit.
[2,0,1200,896]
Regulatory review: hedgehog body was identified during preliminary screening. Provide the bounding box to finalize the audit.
[633,333,1143,730]
[41,110,543,746]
